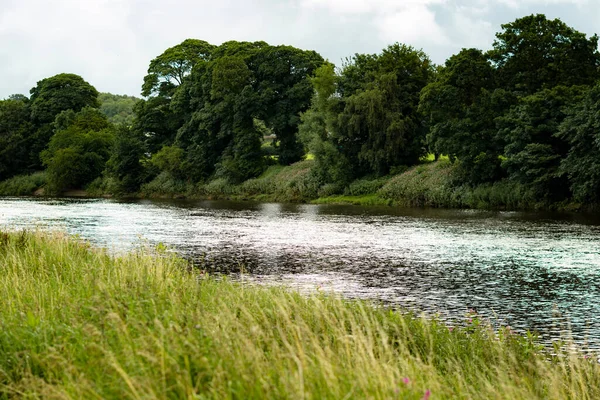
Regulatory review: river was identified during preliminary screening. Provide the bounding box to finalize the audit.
[2,197,600,349]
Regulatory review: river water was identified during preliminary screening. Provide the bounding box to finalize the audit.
[2,197,600,348]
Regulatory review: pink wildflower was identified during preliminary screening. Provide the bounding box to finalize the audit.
[402,377,411,385]
[422,389,431,400]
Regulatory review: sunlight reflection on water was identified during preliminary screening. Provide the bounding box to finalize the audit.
[2,197,600,348]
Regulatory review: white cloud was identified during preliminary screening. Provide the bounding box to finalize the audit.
[495,0,590,8]
[378,5,449,46]
[300,0,447,14]
[447,6,495,49]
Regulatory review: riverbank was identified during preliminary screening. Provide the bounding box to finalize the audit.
[0,230,598,399]
[0,160,589,211]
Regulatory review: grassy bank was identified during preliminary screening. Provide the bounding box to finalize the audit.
[1,230,599,399]
[0,172,46,196]
[0,160,586,211]
[134,160,584,210]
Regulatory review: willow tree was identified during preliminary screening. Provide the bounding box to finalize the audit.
[336,43,433,176]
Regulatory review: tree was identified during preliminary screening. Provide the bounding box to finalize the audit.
[0,97,34,180]
[105,126,147,193]
[557,85,600,204]
[28,73,100,169]
[209,56,264,182]
[41,107,114,193]
[142,39,215,98]
[136,39,216,160]
[175,41,324,181]
[29,73,100,125]
[489,14,600,95]
[150,145,186,179]
[251,45,325,164]
[299,63,353,185]
[334,44,432,177]
[499,86,586,200]
[132,96,184,154]
[420,48,508,184]
[98,93,140,125]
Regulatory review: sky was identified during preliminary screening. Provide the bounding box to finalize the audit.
[1,0,599,99]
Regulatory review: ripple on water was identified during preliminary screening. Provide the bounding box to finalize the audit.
[2,197,600,349]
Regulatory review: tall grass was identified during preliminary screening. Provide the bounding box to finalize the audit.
[0,172,46,196]
[137,161,320,202]
[378,161,544,210]
[236,160,320,202]
[378,160,460,208]
[0,230,599,399]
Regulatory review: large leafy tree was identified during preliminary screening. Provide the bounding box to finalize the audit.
[41,107,114,193]
[299,63,353,185]
[499,86,586,200]
[210,56,264,182]
[489,14,600,95]
[135,40,215,155]
[105,125,148,193]
[0,96,34,180]
[29,73,100,125]
[176,55,264,182]
[175,41,324,181]
[28,73,100,169]
[132,96,184,154]
[420,48,507,184]
[251,45,324,164]
[142,39,215,98]
[336,44,433,176]
[557,85,600,204]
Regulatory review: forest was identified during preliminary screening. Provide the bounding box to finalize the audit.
[1,14,600,209]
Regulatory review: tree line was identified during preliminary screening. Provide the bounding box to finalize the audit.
[1,14,599,205]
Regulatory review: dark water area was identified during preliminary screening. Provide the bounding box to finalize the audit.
[2,197,600,349]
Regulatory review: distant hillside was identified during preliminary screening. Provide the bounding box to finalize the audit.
[98,93,140,125]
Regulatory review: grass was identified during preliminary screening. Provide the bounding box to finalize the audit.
[378,160,460,208]
[0,172,46,196]
[0,230,599,399]
[311,194,392,206]
[377,161,556,210]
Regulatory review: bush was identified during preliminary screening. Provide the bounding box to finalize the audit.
[379,160,545,210]
[0,172,46,196]
[379,160,459,207]
[344,176,391,196]
[236,160,322,202]
[140,171,189,198]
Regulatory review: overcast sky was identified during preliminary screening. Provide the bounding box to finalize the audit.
[1,0,599,99]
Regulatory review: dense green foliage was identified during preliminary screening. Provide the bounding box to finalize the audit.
[98,93,140,125]
[28,74,100,170]
[1,13,600,208]
[1,230,599,398]
[0,96,34,180]
[41,108,114,193]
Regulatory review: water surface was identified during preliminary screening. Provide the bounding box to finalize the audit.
[2,197,600,348]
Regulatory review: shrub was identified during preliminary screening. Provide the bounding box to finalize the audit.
[0,172,47,196]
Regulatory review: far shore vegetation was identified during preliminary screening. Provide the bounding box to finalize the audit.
[0,159,588,212]
[1,230,599,399]
[2,14,600,211]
